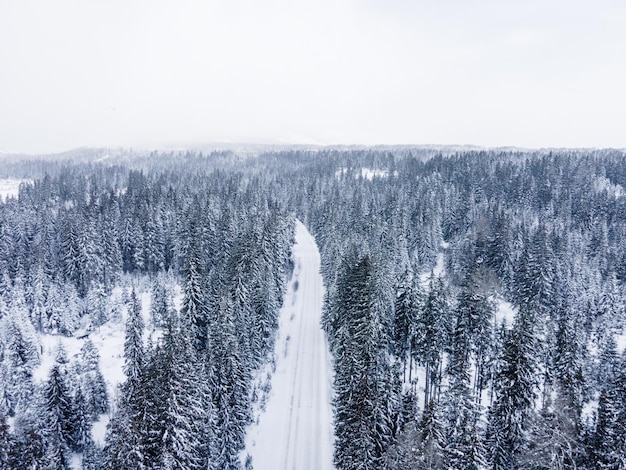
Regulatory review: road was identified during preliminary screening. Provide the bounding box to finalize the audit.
[243,220,335,470]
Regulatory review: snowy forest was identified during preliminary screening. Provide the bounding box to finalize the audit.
[1,147,626,469]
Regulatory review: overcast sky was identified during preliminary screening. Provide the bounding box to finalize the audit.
[1,0,625,154]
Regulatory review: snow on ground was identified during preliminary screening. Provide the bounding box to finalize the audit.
[409,245,518,412]
[71,453,82,469]
[616,329,626,354]
[419,244,446,287]
[409,245,447,396]
[494,297,517,328]
[30,284,161,449]
[0,178,30,201]
[242,220,335,470]
[335,167,392,180]
[31,315,127,469]
[32,334,85,383]
[360,168,389,180]
[595,175,624,198]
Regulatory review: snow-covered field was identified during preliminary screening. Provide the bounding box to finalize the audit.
[0,178,30,201]
[242,220,335,470]
[335,167,392,180]
[30,282,178,451]
[494,298,517,327]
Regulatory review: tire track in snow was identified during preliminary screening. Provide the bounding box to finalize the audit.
[283,259,306,469]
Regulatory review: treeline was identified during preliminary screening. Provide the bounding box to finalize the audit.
[0,158,294,468]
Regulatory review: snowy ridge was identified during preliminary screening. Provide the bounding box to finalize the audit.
[243,220,335,470]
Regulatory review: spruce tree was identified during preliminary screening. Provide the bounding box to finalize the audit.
[393,267,422,382]
[486,303,537,470]
[180,242,209,352]
[150,311,208,469]
[416,274,451,408]
[124,288,144,389]
[592,352,626,467]
[333,255,396,469]
[71,385,92,453]
[80,339,109,418]
[43,365,74,469]
[210,296,250,470]
[441,306,486,469]
[417,399,446,469]
[0,412,11,469]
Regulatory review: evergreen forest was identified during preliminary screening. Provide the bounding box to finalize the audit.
[1,147,625,469]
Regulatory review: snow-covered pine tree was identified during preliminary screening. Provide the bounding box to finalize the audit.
[416,274,451,409]
[71,385,92,453]
[592,351,626,467]
[486,303,537,469]
[333,255,396,469]
[1,306,40,415]
[0,412,11,468]
[124,288,144,389]
[149,311,208,469]
[209,296,250,470]
[79,339,109,418]
[43,364,74,469]
[392,267,422,382]
[441,300,486,469]
[150,273,173,328]
[180,240,209,353]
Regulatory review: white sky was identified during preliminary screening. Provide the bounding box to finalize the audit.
[1,0,625,153]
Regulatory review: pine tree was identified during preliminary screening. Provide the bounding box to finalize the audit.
[592,351,626,467]
[393,267,422,382]
[486,303,537,470]
[550,285,585,466]
[333,255,396,469]
[150,273,173,328]
[441,307,486,470]
[455,270,495,403]
[103,290,147,468]
[80,339,109,418]
[103,399,146,470]
[120,216,144,273]
[9,427,45,470]
[210,296,250,470]
[142,210,165,273]
[124,288,144,389]
[71,385,92,453]
[512,226,554,320]
[82,439,105,470]
[90,368,109,417]
[180,242,209,352]
[43,365,74,469]
[86,283,109,327]
[152,313,209,469]
[61,212,80,288]
[381,411,437,470]
[416,274,451,408]
[28,266,48,332]
[0,412,11,469]
[417,399,446,469]
[1,307,40,415]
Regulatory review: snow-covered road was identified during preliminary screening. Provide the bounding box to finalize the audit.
[243,220,335,470]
